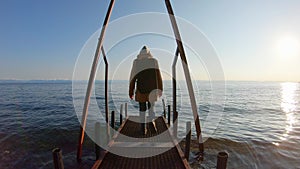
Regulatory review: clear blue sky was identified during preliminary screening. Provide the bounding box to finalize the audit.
[1,0,300,81]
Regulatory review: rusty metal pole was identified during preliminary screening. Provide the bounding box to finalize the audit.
[101,47,109,124]
[172,48,179,138]
[52,148,64,169]
[101,46,111,148]
[172,47,179,122]
[165,0,204,154]
[217,152,228,169]
[76,0,115,162]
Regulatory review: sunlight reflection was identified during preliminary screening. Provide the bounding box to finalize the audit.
[280,82,298,142]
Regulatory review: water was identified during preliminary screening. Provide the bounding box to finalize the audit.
[0,80,299,168]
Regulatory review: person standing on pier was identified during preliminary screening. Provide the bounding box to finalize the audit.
[129,45,163,135]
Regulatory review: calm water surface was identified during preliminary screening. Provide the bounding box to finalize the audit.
[0,80,299,168]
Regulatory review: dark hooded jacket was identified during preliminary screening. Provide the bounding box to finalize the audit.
[129,48,163,102]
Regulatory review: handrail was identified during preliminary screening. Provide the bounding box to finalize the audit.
[165,0,204,154]
[77,0,204,162]
[101,46,109,123]
[172,47,179,137]
[76,0,115,162]
[101,46,111,148]
[172,47,179,118]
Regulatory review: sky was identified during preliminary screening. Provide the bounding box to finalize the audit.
[1,0,300,82]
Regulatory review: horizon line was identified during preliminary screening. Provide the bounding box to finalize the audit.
[0,79,298,83]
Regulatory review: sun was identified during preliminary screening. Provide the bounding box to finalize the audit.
[277,36,300,58]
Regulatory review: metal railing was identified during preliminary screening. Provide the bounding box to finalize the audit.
[76,0,204,161]
[76,0,115,162]
[165,0,204,154]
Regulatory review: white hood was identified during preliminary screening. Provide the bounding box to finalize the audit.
[137,45,153,59]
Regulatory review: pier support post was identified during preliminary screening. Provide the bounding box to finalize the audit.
[95,122,101,160]
[52,148,64,169]
[167,105,171,125]
[120,104,123,125]
[162,99,166,118]
[185,121,191,160]
[217,152,228,169]
[111,111,115,129]
[105,121,111,141]
[125,103,128,118]
[173,111,178,138]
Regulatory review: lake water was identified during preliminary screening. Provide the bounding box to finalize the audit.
[0,80,299,168]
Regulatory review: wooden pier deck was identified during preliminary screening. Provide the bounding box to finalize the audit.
[92,116,190,169]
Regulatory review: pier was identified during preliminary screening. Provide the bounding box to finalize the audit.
[56,1,229,168]
[91,115,189,169]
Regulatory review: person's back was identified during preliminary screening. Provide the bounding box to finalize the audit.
[129,45,163,134]
[129,46,162,102]
[134,58,159,94]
